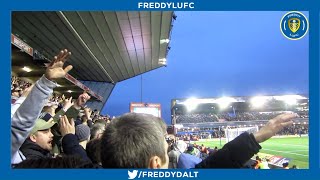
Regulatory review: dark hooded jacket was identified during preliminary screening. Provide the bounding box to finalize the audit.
[20,139,53,159]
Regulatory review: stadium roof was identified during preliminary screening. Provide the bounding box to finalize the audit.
[11,11,174,100]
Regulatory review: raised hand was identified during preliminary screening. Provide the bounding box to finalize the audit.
[45,49,72,80]
[62,96,74,111]
[59,115,75,136]
[253,113,297,143]
[84,107,92,119]
[75,92,91,108]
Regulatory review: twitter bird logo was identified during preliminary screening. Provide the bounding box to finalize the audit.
[128,170,138,179]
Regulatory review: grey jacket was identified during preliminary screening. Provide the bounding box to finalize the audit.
[11,75,57,164]
[11,96,26,118]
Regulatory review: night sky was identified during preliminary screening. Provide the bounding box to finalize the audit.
[102,11,309,124]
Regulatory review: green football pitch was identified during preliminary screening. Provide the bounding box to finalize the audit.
[198,136,309,169]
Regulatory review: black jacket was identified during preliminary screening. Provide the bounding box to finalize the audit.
[195,132,261,168]
[62,134,92,162]
[20,139,53,159]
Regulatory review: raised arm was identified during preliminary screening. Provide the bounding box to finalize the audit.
[11,49,72,163]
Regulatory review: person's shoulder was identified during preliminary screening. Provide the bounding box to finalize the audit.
[178,153,202,169]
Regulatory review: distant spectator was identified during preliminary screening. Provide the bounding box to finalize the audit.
[259,158,270,169]
[254,156,261,169]
[11,89,20,104]
[212,146,218,155]
[283,162,290,169]
[75,124,91,149]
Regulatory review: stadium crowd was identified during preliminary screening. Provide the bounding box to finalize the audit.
[11,49,301,169]
[175,124,308,141]
[176,111,308,124]
[11,76,32,104]
[176,114,218,123]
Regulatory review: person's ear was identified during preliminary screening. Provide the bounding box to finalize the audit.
[148,156,162,169]
[29,134,37,143]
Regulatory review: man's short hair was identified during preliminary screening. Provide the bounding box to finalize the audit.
[100,113,167,168]
[86,138,101,164]
[90,123,105,140]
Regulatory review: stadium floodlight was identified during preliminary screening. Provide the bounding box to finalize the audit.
[160,39,170,44]
[250,96,269,108]
[216,97,235,109]
[158,58,167,65]
[280,95,298,105]
[275,95,307,100]
[183,98,200,112]
[22,66,32,72]
[275,95,306,105]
